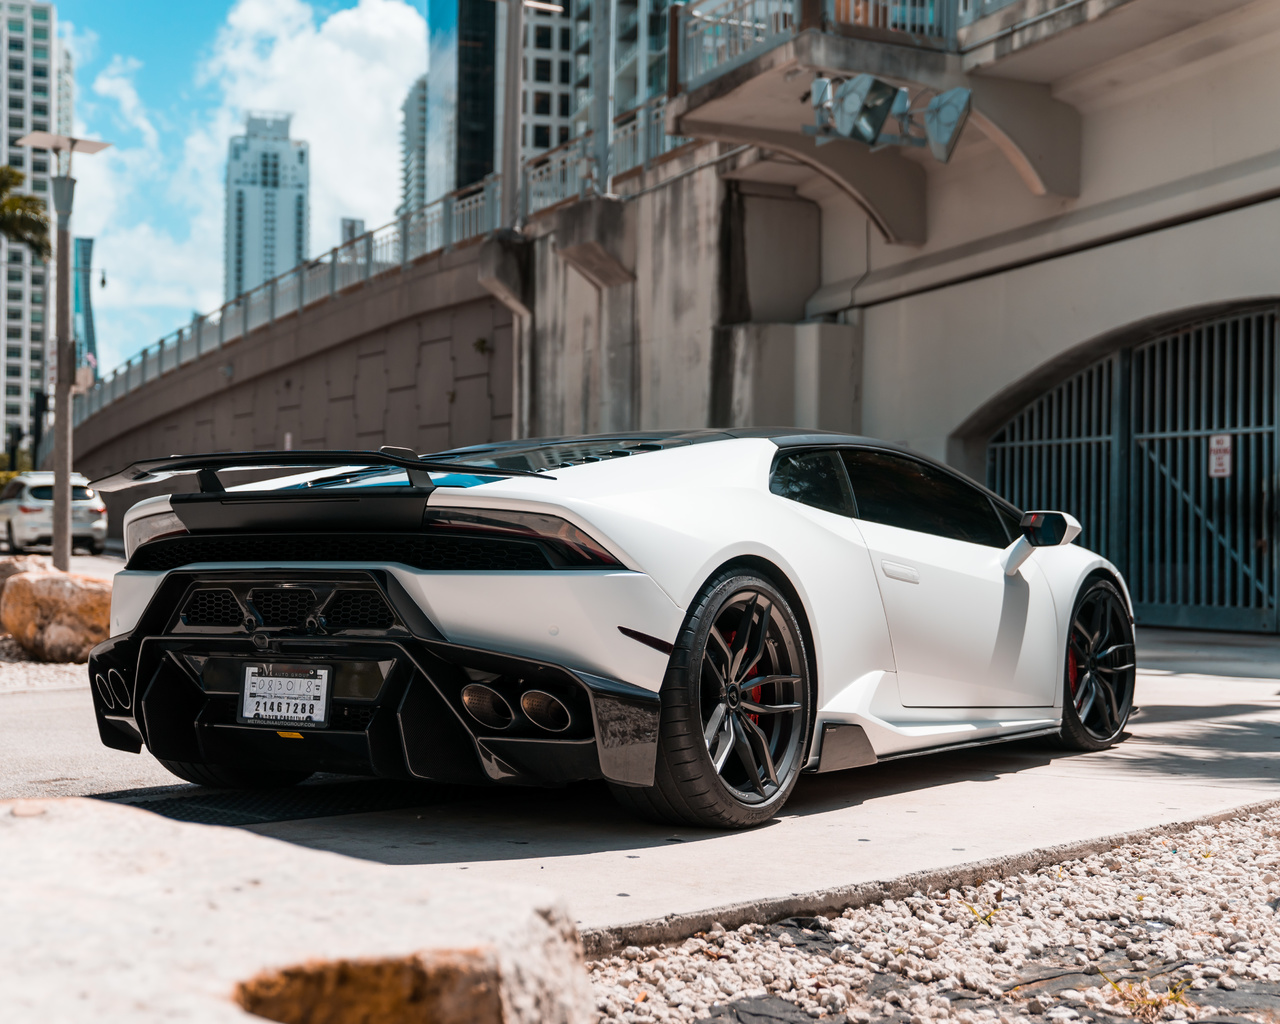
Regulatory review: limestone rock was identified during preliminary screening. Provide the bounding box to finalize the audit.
[0,570,110,663]
[0,555,54,604]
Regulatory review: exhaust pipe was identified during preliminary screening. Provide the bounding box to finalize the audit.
[460,683,514,730]
[107,669,132,710]
[94,674,115,710]
[520,690,571,733]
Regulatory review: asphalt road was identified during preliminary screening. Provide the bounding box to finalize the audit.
[2,628,1278,932]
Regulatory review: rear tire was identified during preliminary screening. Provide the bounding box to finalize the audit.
[609,568,813,829]
[7,524,24,555]
[1058,578,1136,752]
[89,541,105,556]
[157,758,313,790]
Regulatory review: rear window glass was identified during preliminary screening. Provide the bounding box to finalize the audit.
[426,438,677,473]
[27,486,96,501]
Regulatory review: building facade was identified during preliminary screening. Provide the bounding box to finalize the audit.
[398,74,427,215]
[519,3,575,162]
[1,1,59,452]
[72,236,96,381]
[422,0,574,204]
[223,113,309,301]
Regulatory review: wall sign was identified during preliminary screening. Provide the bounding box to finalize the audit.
[1209,434,1232,478]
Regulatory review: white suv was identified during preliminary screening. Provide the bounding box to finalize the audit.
[0,472,108,555]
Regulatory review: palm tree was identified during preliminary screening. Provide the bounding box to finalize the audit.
[0,165,50,259]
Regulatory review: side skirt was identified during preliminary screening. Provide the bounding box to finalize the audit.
[875,725,1063,764]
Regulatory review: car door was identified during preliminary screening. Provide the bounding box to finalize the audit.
[767,448,898,690]
[839,448,1060,709]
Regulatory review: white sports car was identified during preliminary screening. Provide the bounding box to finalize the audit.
[89,431,1136,829]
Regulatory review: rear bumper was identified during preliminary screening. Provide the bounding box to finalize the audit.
[89,568,664,789]
[13,518,107,545]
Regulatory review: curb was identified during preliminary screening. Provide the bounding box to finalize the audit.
[580,796,1280,959]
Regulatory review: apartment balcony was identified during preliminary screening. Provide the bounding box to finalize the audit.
[665,0,1257,244]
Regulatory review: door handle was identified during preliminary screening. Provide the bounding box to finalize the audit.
[881,560,920,584]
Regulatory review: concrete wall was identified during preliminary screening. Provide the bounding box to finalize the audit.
[73,243,514,486]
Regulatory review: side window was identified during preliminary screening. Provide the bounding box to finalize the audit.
[841,449,1009,547]
[992,500,1023,543]
[769,450,853,516]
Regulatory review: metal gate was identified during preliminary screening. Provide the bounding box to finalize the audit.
[987,306,1279,633]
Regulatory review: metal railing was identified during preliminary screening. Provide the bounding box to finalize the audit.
[681,0,796,89]
[522,97,691,216]
[680,0,956,90]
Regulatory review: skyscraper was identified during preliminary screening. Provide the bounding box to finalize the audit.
[72,237,96,381]
[1,2,61,445]
[422,0,574,206]
[223,113,309,301]
[399,74,427,215]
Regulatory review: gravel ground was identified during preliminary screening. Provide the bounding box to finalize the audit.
[590,809,1280,1024]
[0,635,86,693]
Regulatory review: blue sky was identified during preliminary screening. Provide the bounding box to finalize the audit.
[59,0,428,372]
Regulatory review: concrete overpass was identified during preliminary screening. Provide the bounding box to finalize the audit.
[71,235,520,529]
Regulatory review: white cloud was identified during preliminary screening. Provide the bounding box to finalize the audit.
[70,0,428,371]
[92,56,159,151]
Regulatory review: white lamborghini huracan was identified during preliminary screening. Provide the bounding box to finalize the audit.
[89,431,1136,829]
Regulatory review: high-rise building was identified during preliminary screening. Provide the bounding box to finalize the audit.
[422,0,573,205]
[223,113,309,301]
[398,74,427,215]
[72,237,96,381]
[0,1,60,444]
[340,218,365,243]
[570,0,669,138]
[519,5,576,162]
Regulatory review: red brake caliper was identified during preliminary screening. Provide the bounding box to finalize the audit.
[1067,647,1080,696]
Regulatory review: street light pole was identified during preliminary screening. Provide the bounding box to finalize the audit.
[51,174,74,570]
[16,131,111,571]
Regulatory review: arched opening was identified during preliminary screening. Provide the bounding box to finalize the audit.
[985,304,1280,633]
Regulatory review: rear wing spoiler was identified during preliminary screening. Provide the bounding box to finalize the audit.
[89,448,554,493]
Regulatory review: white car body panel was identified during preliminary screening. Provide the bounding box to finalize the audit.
[855,519,1061,709]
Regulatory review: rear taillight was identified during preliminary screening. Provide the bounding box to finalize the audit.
[424,508,621,567]
[17,506,41,514]
[93,505,107,514]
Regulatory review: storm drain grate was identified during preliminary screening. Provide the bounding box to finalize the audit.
[96,779,450,827]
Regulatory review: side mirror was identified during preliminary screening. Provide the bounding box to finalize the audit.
[1002,510,1082,576]
[1021,511,1082,548]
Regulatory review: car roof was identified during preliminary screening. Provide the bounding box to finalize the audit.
[426,429,1019,511]
[428,428,918,457]
[428,428,933,466]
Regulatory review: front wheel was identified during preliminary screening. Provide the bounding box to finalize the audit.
[1058,578,1136,751]
[157,758,313,790]
[609,569,813,829]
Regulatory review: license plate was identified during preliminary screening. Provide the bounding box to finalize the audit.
[239,664,330,727]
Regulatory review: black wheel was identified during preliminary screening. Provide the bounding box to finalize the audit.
[157,759,313,789]
[7,524,24,554]
[1058,579,1136,751]
[89,541,106,556]
[610,569,812,829]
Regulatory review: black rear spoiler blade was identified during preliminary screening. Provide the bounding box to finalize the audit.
[89,449,554,492]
